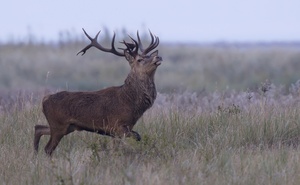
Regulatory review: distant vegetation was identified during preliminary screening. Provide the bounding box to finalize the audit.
[1,32,300,94]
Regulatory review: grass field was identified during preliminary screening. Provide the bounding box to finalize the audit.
[1,40,300,184]
[1,81,300,184]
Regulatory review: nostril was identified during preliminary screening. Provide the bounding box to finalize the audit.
[155,56,162,60]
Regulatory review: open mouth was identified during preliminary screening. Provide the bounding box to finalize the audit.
[155,57,163,65]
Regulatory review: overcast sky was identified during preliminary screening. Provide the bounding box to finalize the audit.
[1,0,299,43]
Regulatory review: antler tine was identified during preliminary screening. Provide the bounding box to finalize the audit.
[148,30,155,45]
[137,31,144,53]
[141,30,159,55]
[118,41,135,51]
[83,28,99,41]
[77,28,124,57]
[119,37,139,55]
[109,33,126,56]
[153,35,160,49]
[77,28,100,56]
[127,35,139,55]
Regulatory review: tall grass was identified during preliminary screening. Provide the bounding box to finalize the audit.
[1,82,300,184]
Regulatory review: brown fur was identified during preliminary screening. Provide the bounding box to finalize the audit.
[34,30,162,156]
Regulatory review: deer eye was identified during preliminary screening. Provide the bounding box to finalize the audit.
[137,59,143,62]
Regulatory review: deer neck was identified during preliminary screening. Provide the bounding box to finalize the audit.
[123,72,157,113]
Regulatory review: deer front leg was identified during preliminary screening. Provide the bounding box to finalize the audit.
[129,130,141,141]
[116,126,141,141]
[44,133,65,156]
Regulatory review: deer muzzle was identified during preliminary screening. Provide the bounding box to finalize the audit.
[155,56,163,65]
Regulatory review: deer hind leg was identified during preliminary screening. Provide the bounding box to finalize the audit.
[34,125,50,154]
[44,124,77,156]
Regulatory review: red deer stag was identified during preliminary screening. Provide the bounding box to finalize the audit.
[34,28,162,156]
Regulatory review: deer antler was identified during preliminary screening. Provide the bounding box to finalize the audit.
[118,35,139,56]
[137,30,160,55]
[77,28,125,56]
[77,28,159,57]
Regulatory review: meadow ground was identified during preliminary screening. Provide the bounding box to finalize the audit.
[1,41,300,184]
[1,82,300,184]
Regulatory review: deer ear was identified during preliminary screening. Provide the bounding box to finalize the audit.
[150,50,158,57]
[124,51,134,63]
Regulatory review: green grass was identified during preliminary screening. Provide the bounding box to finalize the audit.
[1,85,300,184]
